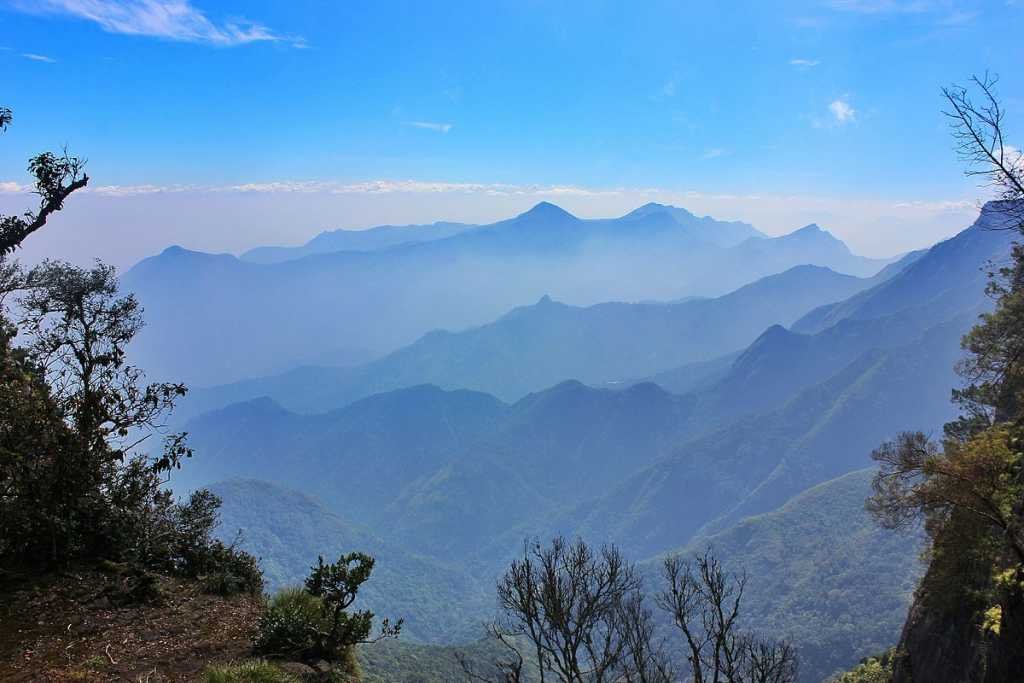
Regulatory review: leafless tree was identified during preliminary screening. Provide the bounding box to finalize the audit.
[617,588,674,683]
[942,73,1024,232]
[656,549,797,683]
[467,537,642,683]
[739,636,799,683]
[457,626,527,683]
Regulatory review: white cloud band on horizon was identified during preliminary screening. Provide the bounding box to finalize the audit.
[0,175,984,267]
[22,0,300,47]
[0,177,978,214]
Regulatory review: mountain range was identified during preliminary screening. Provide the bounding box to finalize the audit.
[124,202,891,385]
[162,204,1016,681]
[179,262,886,418]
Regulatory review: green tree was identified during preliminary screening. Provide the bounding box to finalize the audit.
[256,553,402,665]
[0,105,260,598]
[305,553,403,657]
[866,74,1024,680]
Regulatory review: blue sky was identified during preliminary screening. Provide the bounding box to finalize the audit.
[1,0,1022,265]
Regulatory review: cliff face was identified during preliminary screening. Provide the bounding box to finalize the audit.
[893,592,1023,682]
[892,536,1024,683]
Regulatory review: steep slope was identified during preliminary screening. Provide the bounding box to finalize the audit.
[793,203,1017,335]
[182,264,875,417]
[124,202,888,385]
[561,316,967,560]
[672,470,924,683]
[644,214,1014,428]
[241,221,477,263]
[208,479,491,644]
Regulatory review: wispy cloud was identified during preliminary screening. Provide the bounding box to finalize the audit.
[407,121,453,134]
[827,0,930,13]
[21,52,57,62]
[829,98,856,124]
[789,58,820,67]
[62,179,620,197]
[22,0,302,47]
[701,148,727,160]
[0,181,31,193]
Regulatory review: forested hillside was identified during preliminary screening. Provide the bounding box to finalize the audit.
[168,204,1019,680]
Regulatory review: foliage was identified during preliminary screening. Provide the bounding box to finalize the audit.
[255,555,401,663]
[863,75,1024,680]
[254,587,328,661]
[828,651,894,683]
[0,104,260,604]
[0,261,258,594]
[203,660,301,683]
[206,478,491,644]
[0,141,88,256]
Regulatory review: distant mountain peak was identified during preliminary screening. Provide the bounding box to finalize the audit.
[793,223,825,235]
[780,224,849,251]
[518,201,577,221]
[624,202,696,220]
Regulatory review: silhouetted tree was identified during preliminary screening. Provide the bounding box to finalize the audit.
[618,588,674,683]
[657,549,797,683]
[468,540,794,683]
[0,105,88,255]
[470,537,641,683]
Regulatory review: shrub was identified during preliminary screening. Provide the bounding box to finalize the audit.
[200,540,264,597]
[829,650,895,683]
[203,660,300,683]
[254,554,401,663]
[254,588,327,660]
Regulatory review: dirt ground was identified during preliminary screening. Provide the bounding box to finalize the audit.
[0,568,263,682]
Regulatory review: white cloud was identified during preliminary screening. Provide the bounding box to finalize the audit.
[701,148,727,160]
[0,181,31,193]
[789,58,820,67]
[24,0,299,47]
[21,52,57,62]
[407,121,453,133]
[88,179,616,197]
[829,98,856,124]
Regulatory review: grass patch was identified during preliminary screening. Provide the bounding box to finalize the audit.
[203,660,300,683]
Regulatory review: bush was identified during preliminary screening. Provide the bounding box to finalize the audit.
[254,588,327,660]
[254,554,401,664]
[203,660,300,683]
[829,650,895,683]
[200,540,264,597]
